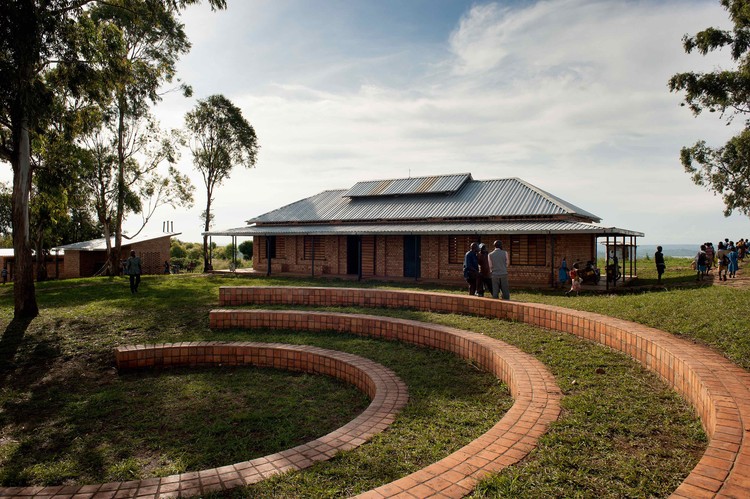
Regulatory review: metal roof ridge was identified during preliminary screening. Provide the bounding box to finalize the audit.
[512,178,601,222]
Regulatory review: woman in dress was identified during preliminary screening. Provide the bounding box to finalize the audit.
[728,243,739,278]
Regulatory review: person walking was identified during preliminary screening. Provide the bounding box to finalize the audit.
[565,263,581,297]
[463,242,480,296]
[488,240,510,300]
[654,246,666,283]
[125,250,142,294]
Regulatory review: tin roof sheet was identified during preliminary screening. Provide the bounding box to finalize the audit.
[53,233,180,252]
[249,176,601,224]
[207,222,643,237]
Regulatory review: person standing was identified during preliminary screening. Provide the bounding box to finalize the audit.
[695,245,708,281]
[705,242,715,273]
[463,242,480,296]
[728,243,739,278]
[1,267,7,285]
[477,243,492,297]
[654,246,666,283]
[716,242,730,281]
[125,250,142,294]
[488,240,510,300]
[558,257,569,288]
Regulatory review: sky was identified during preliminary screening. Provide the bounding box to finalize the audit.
[18,0,750,245]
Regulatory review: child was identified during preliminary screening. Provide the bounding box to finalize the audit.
[565,263,581,297]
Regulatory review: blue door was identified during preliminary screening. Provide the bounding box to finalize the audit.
[403,235,421,278]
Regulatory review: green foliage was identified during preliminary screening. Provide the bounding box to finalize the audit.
[0,0,227,316]
[0,183,11,237]
[220,243,233,260]
[669,0,750,217]
[185,94,258,237]
[170,239,187,258]
[238,240,253,260]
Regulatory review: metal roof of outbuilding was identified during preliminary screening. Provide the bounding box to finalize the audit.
[52,233,180,252]
[248,176,601,224]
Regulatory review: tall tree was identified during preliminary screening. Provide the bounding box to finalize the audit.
[185,95,258,270]
[669,0,750,218]
[81,115,194,274]
[89,0,200,275]
[0,0,225,318]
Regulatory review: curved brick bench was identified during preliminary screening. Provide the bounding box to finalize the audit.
[219,286,750,498]
[210,309,562,498]
[0,343,407,499]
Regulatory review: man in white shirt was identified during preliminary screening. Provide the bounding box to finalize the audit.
[488,240,510,300]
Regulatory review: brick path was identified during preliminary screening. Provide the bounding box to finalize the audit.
[217,286,750,498]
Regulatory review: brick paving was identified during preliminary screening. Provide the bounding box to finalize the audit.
[217,286,750,498]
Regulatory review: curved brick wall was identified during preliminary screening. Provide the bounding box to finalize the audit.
[0,343,408,499]
[218,286,750,498]
[210,308,562,497]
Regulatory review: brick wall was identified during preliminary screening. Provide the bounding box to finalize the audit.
[217,286,750,498]
[253,233,598,287]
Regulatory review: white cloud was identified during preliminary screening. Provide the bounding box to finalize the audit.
[129,0,750,245]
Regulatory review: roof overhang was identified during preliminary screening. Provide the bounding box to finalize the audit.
[205,222,644,238]
[52,233,181,252]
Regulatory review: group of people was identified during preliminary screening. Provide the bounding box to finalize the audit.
[462,240,511,300]
[692,238,745,281]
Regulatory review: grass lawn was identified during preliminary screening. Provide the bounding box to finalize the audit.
[1,265,743,496]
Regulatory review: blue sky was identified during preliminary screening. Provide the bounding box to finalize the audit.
[101,0,750,244]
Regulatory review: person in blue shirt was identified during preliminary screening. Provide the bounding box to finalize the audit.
[728,243,739,278]
[463,242,480,296]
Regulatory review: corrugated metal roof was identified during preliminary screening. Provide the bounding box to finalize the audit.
[206,222,643,237]
[53,233,180,252]
[344,173,471,197]
[249,176,601,224]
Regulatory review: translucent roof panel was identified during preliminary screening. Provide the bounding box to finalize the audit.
[344,173,471,198]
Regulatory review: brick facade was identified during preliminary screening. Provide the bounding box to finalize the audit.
[253,233,598,287]
[59,235,172,279]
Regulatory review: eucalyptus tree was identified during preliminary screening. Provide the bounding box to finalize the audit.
[88,0,207,275]
[0,0,225,318]
[185,94,258,270]
[80,116,194,274]
[669,0,750,217]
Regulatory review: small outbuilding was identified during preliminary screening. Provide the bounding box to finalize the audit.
[207,173,643,287]
[53,233,178,278]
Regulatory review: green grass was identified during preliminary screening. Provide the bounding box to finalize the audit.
[0,270,740,496]
[0,276,508,489]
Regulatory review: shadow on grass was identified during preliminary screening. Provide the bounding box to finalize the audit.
[0,317,32,382]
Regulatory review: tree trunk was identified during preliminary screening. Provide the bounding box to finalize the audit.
[102,221,114,276]
[202,194,212,271]
[110,97,127,276]
[11,117,39,318]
